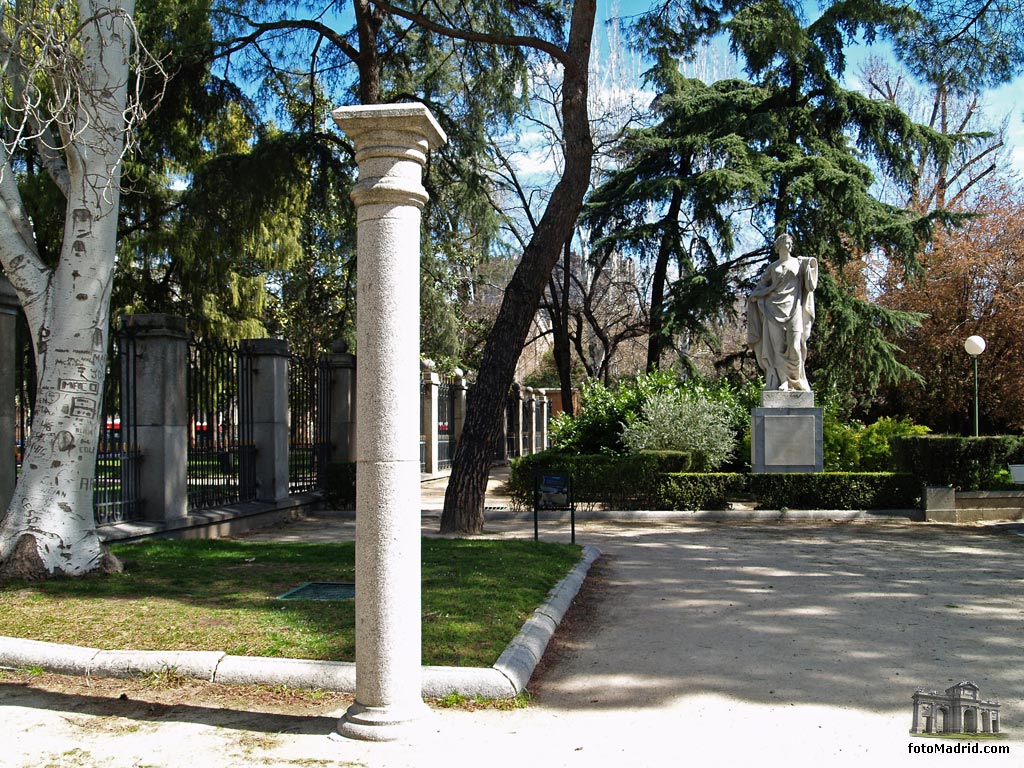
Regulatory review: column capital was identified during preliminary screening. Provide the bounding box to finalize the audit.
[332,104,448,209]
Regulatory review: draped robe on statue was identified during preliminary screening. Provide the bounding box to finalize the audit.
[747,254,818,391]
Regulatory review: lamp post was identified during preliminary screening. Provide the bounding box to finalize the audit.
[964,335,986,437]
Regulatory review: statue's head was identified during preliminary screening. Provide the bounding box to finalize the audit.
[774,233,794,257]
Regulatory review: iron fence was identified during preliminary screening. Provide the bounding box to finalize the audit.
[437,380,454,470]
[14,312,32,475]
[547,400,553,449]
[535,396,544,452]
[94,320,142,525]
[521,398,530,456]
[420,377,427,472]
[288,351,332,493]
[13,315,141,525]
[505,390,520,459]
[187,337,256,511]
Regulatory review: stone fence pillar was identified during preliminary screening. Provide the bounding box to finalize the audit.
[538,390,549,451]
[329,340,356,464]
[452,367,467,446]
[421,359,439,475]
[0,276,18,515]
[129,314,188,524]
[525,387,537,456]
[332,103,446,741]
[247,339,290,502]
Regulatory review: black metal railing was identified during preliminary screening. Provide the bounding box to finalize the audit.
[187,337,256,511]
[437,380,454,470]
[521,399,530,455]
[420,377,428,472]
[288,351,332,493]
[546,400,553,449]
[14,312,32,476]
[505,390,520,459]
[94,320,142,525]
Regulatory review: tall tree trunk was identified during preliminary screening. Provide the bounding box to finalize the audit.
[646,186,683,371]
[0,0,134,579]
[551,238,575,416]
[440,0,595,534]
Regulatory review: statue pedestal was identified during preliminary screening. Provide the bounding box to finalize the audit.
[751,391,823,473]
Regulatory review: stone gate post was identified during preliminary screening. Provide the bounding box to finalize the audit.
[247,339,290,502]
[421,359,439,476]
[129,314,188,524]
[329,340,356,464]
[332,103,446,741]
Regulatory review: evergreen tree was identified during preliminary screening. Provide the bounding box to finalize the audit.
[588,0,956,410]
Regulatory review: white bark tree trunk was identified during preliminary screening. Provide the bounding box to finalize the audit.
[0,0,135,578]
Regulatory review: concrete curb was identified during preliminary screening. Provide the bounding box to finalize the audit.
[0,545,601,700]
[484,508,923,523]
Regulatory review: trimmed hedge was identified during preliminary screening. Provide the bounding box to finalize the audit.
[322,461,356,509]
[749,472,919,509]
[890,435,1024,490]
[508,450,691,511]
[657,473,748,510]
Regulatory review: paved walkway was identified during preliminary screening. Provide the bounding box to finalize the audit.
[4,473,1024,766]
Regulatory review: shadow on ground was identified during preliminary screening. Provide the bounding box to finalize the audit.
[529,521,1024,726]
[0,679,341,735]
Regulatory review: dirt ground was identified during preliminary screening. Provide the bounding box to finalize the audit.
[4,518,1024,767]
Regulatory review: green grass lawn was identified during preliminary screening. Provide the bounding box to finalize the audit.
[0,538,581,668]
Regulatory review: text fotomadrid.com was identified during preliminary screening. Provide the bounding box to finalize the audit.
[909,742,1010,755]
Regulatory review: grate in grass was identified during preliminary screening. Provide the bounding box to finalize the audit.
[276,582,356,601]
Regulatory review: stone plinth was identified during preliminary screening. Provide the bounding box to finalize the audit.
[332,103,446,742]
[751,390,823,473]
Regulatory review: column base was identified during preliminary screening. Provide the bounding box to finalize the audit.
[336,699,433,742]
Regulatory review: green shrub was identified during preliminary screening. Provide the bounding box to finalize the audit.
[549,371,680,454]
[890,435,1024,490]
[322,462,356,509]
[621,389,737,470]
[508,449,691,511]
[749,472,919,509]
[657,473,748,510]
[823,413,930,472]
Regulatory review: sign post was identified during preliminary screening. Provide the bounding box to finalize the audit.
[534,469,574,544]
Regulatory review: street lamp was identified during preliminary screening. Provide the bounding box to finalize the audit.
[964,335,986,436]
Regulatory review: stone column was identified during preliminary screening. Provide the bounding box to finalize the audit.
[329,340,357,464]
[247,339,290,502]
[452,367,467,446]
[129,314,188,524]
[421,359,439,475]
[332,103,446,741]
[0,276,18,514]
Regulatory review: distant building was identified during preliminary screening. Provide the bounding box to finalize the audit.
[911,682,1001,735]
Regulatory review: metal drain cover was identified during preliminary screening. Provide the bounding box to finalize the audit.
[276,582,355,601]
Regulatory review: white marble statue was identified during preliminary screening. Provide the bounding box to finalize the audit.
[746,233,818,391]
